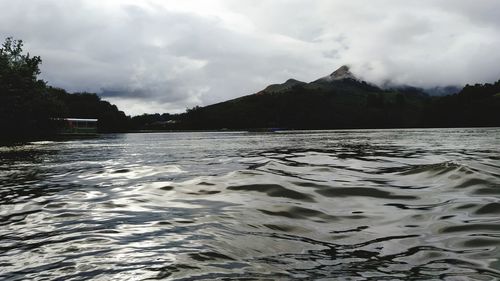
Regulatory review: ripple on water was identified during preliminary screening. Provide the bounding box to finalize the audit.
[0,129,499,280]
[227,184,316,202]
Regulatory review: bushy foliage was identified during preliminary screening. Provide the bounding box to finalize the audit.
[423,81,500,127]
[0,37,129,139]
[129,113,173,131]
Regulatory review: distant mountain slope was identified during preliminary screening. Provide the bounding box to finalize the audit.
[424,86,461,96]
[157,65,500,130]
[178,66,435,130]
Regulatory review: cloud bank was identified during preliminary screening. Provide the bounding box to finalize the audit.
[1,0,499,115]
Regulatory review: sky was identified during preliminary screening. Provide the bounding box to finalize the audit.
[1,0,500,115]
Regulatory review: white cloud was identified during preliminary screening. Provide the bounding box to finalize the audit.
[1,0,499,115]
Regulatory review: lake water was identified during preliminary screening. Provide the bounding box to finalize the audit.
[0,128,499,280]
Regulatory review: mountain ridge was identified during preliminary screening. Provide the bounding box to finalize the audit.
[173,65,499,130]
[258,65,459,98]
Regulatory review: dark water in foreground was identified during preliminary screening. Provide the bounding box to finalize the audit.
[0,129,499,280]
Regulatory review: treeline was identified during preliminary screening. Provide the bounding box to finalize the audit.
[170,80,500,130]
[424,82,500,127]
[129,113,174,131]
[0,38,128,139]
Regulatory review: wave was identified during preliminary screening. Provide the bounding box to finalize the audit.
[1,129,499,280]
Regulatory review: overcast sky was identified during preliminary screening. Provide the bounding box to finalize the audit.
[1,0,500,115]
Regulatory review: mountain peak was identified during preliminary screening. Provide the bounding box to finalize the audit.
[284,78,302,85]
[331,65,353,78]
[317,65,357,82]
[261,78,305,94]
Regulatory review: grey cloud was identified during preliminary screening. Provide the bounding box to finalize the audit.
[1,0,499,115]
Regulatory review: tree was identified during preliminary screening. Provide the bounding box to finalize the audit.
[0,37,51,138]
[0,37,131,139]
[0,37,44,91]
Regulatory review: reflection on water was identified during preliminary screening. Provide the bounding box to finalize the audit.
[0,128,499,280]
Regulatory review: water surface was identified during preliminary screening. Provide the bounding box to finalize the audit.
[1,128,499,280]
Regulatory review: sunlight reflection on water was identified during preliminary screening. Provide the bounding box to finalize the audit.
[0,128,499,280]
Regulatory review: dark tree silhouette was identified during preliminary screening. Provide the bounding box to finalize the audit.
[0,37,129,140]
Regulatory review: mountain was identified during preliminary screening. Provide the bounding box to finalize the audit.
[163,65,500,130]
[177,66,433,130]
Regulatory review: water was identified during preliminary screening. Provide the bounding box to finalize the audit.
[0,128,499,280]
